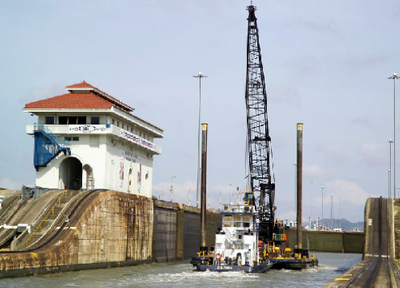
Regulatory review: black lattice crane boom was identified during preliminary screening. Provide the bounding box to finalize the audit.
[245,4,276,243]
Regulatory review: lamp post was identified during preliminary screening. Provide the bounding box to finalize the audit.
[170,176,176,202]
[219,191,222,211]
[310,180,315,225]
[229,183,233,205]
[160,184,165,200]
[389,139,394,198]
[193,72,207,207]
[388,73,399,198]
[321,186,324,228]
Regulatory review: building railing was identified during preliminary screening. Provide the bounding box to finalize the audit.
[27,124,162,154]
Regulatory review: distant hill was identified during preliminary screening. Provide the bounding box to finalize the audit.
[303,218,364,232]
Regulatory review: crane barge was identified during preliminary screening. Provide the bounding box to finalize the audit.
[191,3,317,272]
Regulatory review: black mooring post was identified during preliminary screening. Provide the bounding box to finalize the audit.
[201,123,208,248]
[297,123,303,250]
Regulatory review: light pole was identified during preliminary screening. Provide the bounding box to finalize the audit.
[219,191,222,211]
[310,180,314,225]
[170,176,176,202]
[160,184,165,200]
[389,139,394,198]
[321,186,324,228]
[188,189,191,206]
[229,183,233,205]
[388,73,399,198]
[193,72,207,207]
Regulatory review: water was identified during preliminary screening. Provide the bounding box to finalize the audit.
[0,252,361,288]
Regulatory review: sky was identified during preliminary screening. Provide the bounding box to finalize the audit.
[1,0,400,222]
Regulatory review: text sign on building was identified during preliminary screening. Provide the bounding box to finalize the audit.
[122,131,154,150]
[69,125,107,133]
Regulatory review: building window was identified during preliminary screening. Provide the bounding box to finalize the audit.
[117,121,120,127]
[91,117,100,124]
[69,116,78,124]
[59,116,68,125]
[130,127,133,133]
[112,119,115,125]
[45,116,54,125]
[77,117,86,124]
[59,116,86,125]
[122,123,125,129]
[65,137,79,142]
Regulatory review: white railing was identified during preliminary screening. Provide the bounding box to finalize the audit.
[26,124,162,154]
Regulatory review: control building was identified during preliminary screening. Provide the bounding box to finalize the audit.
[23,81,163,198]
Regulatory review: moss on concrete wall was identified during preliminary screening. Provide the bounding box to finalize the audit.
[0,191,153,278]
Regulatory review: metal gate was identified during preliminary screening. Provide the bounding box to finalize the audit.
[153,207,177,262]
[183,212,201,259]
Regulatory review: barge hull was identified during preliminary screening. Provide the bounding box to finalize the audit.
[196,261,273,273]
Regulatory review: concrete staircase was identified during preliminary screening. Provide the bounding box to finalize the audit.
[12,190,81,251]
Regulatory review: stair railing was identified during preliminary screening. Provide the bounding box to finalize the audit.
[222,226,234,243]
[34,124,70,147]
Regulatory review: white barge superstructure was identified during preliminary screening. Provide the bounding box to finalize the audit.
[192,201,272,273]
[215,204,258,266]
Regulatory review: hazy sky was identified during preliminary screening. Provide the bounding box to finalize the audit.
[1,0,399,222]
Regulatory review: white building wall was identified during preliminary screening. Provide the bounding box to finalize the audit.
[30,109,160,199]
[35,133,154,198]
[35,135,108,189]
[105,137,153,198]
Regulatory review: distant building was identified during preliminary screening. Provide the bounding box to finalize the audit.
[24,81,163,198]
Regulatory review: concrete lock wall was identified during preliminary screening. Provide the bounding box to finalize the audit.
[283,228,363,253]
[153,200,222,262]
[0,193,222,278]
[0,188,364,278]
[0,191,154,278]
[393,199,400,259]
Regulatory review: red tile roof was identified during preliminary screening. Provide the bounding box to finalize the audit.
[66,80,94,89]
[24,81,134,112]
[24,93,113,109]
